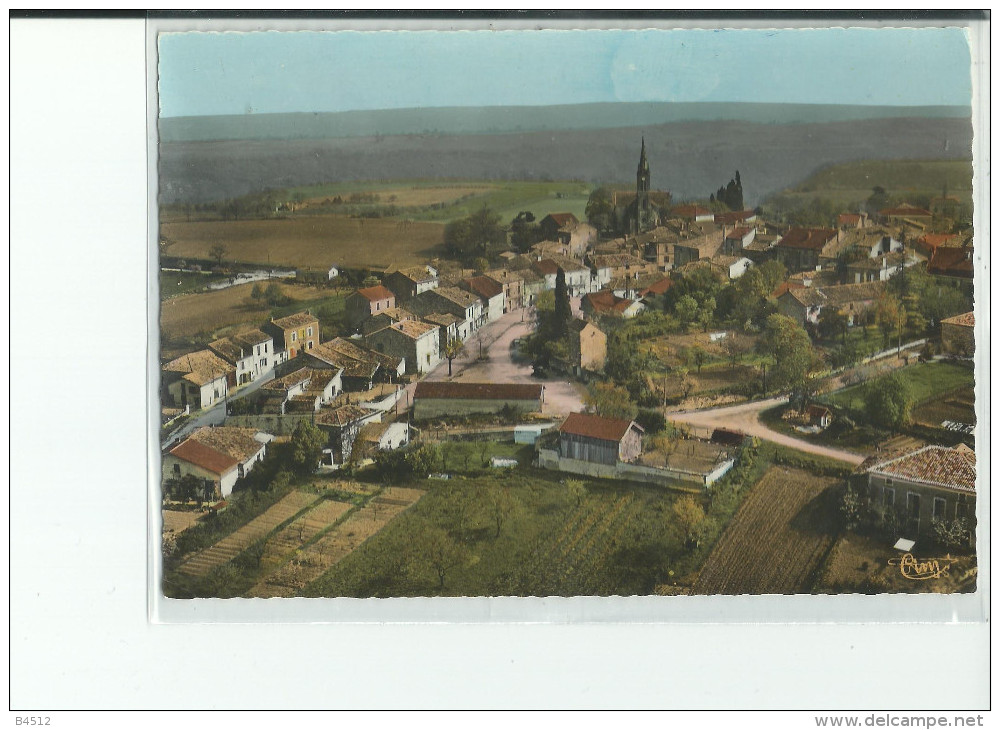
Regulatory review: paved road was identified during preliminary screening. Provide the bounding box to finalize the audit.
[669,396,866,466]
[160,370,276,450]
[409,306,587,418]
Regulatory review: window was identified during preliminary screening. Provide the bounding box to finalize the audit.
[265,343,268,353]
[291,332,297,342]
[307,327,313,336]
[933,497,947,520]
[957,502,969,520]
[885,478,893,487]
[307,341,314,349]
[883,488,895,507]
[173,463,181,476]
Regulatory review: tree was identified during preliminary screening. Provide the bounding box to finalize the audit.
[209,243,228,267]
[722,332,753,367]
[585,382,638,421]
[698,297,716,332]
[635,408,667,434]
[652,432,679,467]
[290,420,325,474]
[265,281,289,306]
[818,307,849,343]
[473,257,489,275]
[585,187,615,233]
[485,486,521,538]
[672,496,706,549]
[874,293,907,349]
[553,268,572,338]
[420,525,474,590]
[675,295,699,330]
[250,282,265,301]
[866,186,890,215]
[691,346,708,373]
[443,206,505,262]
[864,372,913,429]
[758,314,814,393]
[841,486,863,530]
[443,338,464,376]
[565,479,586,508]
[510,211,540,252]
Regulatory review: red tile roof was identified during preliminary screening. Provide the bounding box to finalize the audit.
[771,281,806,298]
[928,246,974,278]
[880,204,932,218]
[169,438,238,476]
[533,259,560,276]
[414,382,544,401]
[726,226,752,240]
[672,204,712,219]
[778,227,838,251]
[865,445,977,493]
[463,275,505,300]
[559,412,641,442]
[918,233,959,250]
[941,311,975,327]
[356,285,395,302]
[542,212,579,228]
[642,277,674,296]
[582,290,632,315]
[714,210,756,226]
[838,213,863,226]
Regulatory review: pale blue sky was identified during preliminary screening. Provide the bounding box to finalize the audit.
[158,28,973,117]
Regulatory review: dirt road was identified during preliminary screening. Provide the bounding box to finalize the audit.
[669,396,865,466]
[408,306,586,418]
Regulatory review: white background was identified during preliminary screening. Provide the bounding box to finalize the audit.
[8,16,992,712]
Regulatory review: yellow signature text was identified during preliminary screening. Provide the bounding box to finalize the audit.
[887,553,958,580]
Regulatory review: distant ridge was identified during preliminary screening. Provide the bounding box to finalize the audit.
[159,102,971,143]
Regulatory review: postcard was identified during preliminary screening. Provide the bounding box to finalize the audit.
[151,17,986,613]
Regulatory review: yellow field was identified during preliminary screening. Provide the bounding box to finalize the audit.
[161,214,446,270]
[304,184,495,208]
[160,281,330,339]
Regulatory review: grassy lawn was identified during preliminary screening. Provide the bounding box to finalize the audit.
[824,360,975,412]
[759,405,879,456]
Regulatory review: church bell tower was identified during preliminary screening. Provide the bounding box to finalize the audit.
[635,136,652,233]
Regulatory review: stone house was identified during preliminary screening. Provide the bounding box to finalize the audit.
[208,329,274,386]
[383,265,439,302]
[720,226,757,256]
[772,228,839,272]
[302,338,403,390]
[557,412,644,466]
[365,320,441,374]
[360,306,415,336]
[163,426,269,499]
[461,275,505,323]
[581,290,646,319]
[775,281,884,327]
[672,228,725,268]
[941,312,975,356]
[412,381,544,420]
[345,285,396,328]
[566,319,606,374]
[710,255,754,280]
[538,212,580,243]
[410,286,483,340]
[483,269,524,313]
[163,349,232,410]
[671,204,714,223]
[263,311,319,359]
[879,204,933,226]
[314,404,382,464]
[714,210,757,227]
[852,445,977,543]
[532,257,593,297]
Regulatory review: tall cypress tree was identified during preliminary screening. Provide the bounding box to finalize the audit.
[554,267,572,337]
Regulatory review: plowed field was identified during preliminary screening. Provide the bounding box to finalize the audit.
[692,467,841,595]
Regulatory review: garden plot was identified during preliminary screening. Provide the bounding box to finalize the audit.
[247,487,425,598]
[257,498,354,573]
[176,491,319,577]
[692,467,841,595]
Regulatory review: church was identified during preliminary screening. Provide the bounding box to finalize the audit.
[610,138,673,235]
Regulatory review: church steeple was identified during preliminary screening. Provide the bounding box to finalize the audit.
[635,136,651,233]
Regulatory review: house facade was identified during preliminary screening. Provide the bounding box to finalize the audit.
[484,269,524,313]
[263,311,319,359]
[315,404,383,464]
[163,426,269,499]
[365,320,441,374]
[163,349,232,410]
[773,228,839,272]
[346,285,396,327]
[208,329,274,386]
[461,275,505,323]
[567,319,607,374]
[383,265,439,301]
[853,445,977,543]
[941,312,975,356]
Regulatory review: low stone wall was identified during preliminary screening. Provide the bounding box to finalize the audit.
[537,449,733,488]
[225,413,315,437]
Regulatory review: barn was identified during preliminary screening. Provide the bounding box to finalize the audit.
[558,412,644,466]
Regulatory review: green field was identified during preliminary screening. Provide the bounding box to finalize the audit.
[158,270,228,299]
[766,158,974,212]
[285,178,593,225]
[824,360,975,412]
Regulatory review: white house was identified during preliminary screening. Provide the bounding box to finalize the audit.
[163,349,232,410]
[462,275,505,323]
[328,265,339,280]
[711,255,754,280]
[208,329,274,386]
[163,426,270,499]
